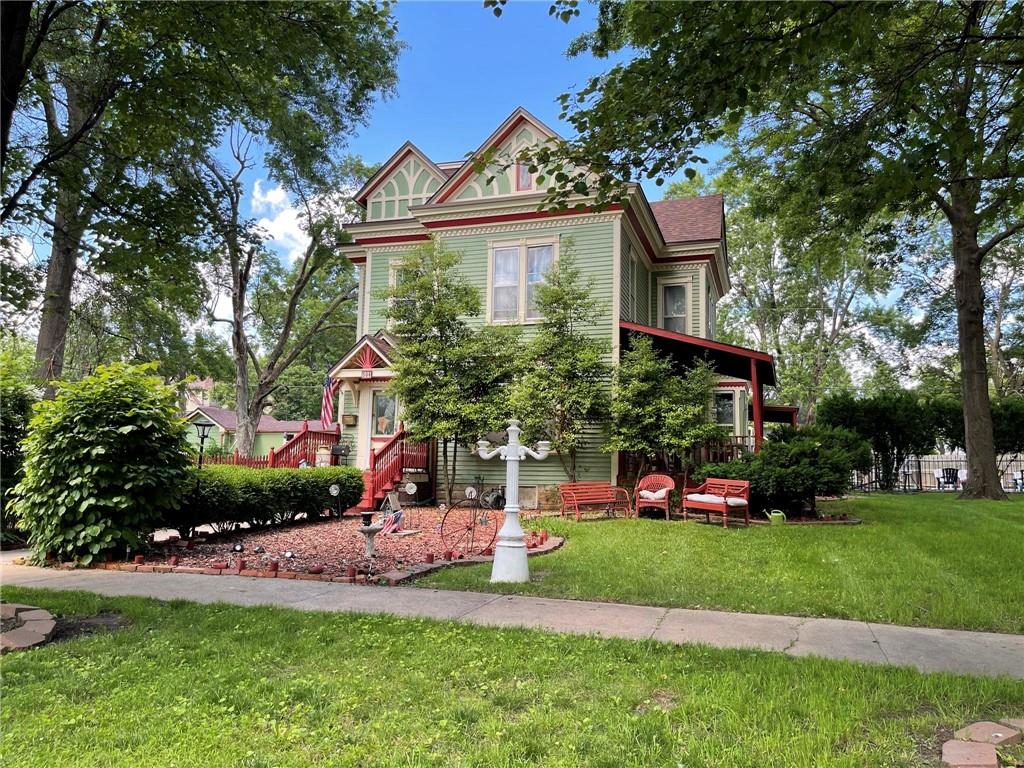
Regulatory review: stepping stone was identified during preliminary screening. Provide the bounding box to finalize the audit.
[941,740,998,768]
[999,717,1024,731]
[954,720,1021,746]
[16,609,52,622]
[0,603,32,620]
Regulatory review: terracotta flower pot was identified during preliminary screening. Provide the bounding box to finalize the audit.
[169,555,180,566]
[133,555,145,565]
[211,561,228,570]
[483,547,493,557]
[268,560,279,572]
[443,550,453,561]
[309,565,324,575]
[424,553,435,564]
[346,565,357,578]
[234,558,246,571]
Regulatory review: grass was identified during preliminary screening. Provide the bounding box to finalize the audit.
[2,587,1023,768]
[420,493,1024,633]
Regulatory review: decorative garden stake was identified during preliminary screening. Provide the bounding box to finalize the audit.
[476,420,551,583]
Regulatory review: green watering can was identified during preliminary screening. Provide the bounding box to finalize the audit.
[767,509,787,525]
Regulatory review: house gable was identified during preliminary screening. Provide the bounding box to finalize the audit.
[428,107,561,206]
[356,142,445,222]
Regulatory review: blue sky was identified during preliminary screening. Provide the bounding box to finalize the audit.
[247,0,726,256]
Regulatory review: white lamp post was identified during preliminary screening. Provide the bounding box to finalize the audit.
[476,420,550,583]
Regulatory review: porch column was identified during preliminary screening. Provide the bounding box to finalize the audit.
[751,359,763,452]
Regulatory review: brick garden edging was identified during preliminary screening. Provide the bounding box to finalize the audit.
[1,603,57,653]
[72,535,565,585]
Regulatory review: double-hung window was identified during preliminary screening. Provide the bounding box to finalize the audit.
[489,239,556,323]
[516,162,533,191]
[661,282,688,334]
[491,246,520,322]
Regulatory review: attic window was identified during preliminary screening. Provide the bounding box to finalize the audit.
[516,162,532,191]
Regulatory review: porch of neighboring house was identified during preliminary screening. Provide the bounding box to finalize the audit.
[328,331,435,510]
[615,321,795,486]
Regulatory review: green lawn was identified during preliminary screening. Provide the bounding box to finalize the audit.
[421,494,1024,633]
[2,588,1023,768]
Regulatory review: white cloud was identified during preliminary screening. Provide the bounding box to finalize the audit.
[250,179,289,215]
[249,180,310,263]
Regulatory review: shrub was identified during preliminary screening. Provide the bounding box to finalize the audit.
[694,426,871,515]
[0,366,36,545]
[171,465,364,536]
[12,363,192,563]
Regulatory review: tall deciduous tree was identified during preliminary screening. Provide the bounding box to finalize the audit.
[510,250,610,481]
[383,241,520,504]
[2,1,399,391]
[194,134,366,455]
[527,1,1022,499]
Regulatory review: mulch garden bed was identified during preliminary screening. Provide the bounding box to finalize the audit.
[154,507,510,577]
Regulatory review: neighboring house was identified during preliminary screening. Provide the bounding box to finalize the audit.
[182,377,215,412]
[328,107,794,505]
[185,405,312,456]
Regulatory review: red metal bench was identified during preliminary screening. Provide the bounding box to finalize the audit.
[682,478,751,528]
[558,481,632,522]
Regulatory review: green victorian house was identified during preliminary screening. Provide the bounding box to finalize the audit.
[327,108,795,508]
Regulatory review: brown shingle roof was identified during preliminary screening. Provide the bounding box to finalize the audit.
[189,405,311,434]
[649,194,724,244]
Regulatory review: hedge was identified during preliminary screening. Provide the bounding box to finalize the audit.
[170,464,364,536]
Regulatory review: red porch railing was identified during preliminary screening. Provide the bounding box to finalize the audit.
[356,422,432,510]
[196,421,342,469]
[270,421,341,468]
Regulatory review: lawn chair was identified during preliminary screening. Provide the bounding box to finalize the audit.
[935,467,958,490]
[635,474,675,520]
[957,468,968,490]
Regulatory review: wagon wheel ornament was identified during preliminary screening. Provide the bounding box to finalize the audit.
[439,500,499,557]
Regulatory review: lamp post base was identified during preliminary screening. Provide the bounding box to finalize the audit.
[490,507,530,583]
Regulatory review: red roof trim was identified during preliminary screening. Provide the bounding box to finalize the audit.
[716,380,750,388]
[422,204,621,230]
[620,321,773,362]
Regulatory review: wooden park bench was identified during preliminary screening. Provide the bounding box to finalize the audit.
[559,481,632,522]
[682,478,751,528]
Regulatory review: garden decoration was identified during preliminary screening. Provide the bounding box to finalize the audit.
[768,510,787,525]
[438,484,502,557]
[476,420,550,583]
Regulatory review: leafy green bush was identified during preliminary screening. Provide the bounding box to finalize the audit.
[0,359,37,544]
[171,465,364,536]
[694,426,871,515]
[12,363,192,563]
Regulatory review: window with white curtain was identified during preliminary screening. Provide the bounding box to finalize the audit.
[491,247,520,322]
[489,239,557,323]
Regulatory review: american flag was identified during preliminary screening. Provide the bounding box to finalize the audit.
[320,374,339,428]
[380,509,403,535]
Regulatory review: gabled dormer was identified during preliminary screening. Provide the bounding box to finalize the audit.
[355,142,446,221]
[426,107,560,204]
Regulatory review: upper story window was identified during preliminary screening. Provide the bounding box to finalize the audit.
[488,239,557,323]
[661,282,688,334]
[516,162,532,191]
[706,291,716,339]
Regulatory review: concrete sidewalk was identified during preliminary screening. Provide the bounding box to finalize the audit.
[3,554,1022,680]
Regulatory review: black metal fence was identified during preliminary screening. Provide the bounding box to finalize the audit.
[853,453,1024,493]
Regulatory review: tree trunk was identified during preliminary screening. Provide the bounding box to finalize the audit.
[35,185,85,392]
[952,224,1006,500]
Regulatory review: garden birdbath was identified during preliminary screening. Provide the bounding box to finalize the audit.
[358,520,386,559]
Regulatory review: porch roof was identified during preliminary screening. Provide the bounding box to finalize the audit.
[754,404,800,425]
[619,321,777,387]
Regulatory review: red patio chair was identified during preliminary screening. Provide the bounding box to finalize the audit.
[634,474,675,520]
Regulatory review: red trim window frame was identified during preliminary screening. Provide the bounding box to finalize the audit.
[515,162,532,191]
